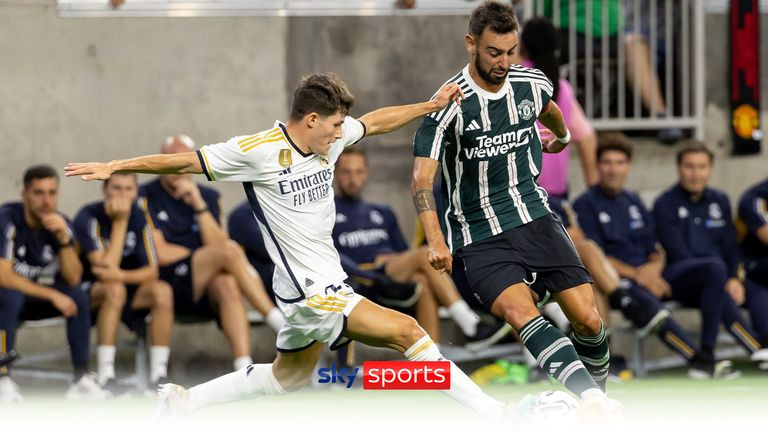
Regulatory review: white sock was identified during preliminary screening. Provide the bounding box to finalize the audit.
[187,363,286,413]
[523,347,537,368]
[233,356,253,371]
[542,303,570,331]
[149,346,170,383]
[265,308,285,333]
[97,345,116,385]
[404,335,504,420]
[448,301,481,337]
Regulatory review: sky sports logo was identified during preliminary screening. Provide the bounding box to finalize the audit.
[317,361,450,390]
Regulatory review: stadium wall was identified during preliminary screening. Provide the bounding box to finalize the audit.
[0,6,766,240]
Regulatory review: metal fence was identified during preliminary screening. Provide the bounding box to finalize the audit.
[523,0,705,138]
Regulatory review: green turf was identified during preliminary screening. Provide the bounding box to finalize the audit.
[5,367,767,432]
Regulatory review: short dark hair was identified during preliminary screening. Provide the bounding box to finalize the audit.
[469,1,519,38]
[23,164,58,189]
[289,73,355,121]
[597,133,633,161]
[104,172,138,187]
[676,140,714,165]
[339,147,368,165]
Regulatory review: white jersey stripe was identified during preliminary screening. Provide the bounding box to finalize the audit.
[509,73,554,92]
[507,152,532,223]
[440,158,454,252]
[478,160,503,235]
[509,77,553,97]
[531,82,542,115]
[430,102,460,160]
[479,97,492,132]
[453,156,472,249]
[505,85,519,125]
[526,147,540,177]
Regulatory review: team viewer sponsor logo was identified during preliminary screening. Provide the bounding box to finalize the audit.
[463,127,534,160]
[317,361,450,390]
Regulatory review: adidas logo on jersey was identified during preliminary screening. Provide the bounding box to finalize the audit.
[464,119,481,132]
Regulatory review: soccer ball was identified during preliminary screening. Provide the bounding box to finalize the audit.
[530,390,579,417]
[512,390,579,432]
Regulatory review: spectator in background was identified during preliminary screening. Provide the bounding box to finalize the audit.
[536,0,683,143]
[0,165,109,402]
[738,177,768,368]
[653,142,768,366]
[551,193,724,378]
[227,202,276,303]
[517,16,599,198]
[624,0,684,144]
[74,173,173,391]
[138,135,284,371]
[332,148,510,350]
[573,137,745,379]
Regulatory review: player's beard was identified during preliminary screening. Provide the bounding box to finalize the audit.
[474,55,506,86]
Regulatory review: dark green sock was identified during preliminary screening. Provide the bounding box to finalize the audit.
[520,316,599,397]
[571,323,610,391]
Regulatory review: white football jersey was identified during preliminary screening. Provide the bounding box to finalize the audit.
[197,116,366,303]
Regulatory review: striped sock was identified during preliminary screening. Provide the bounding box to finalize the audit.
[519,316,599,397]
[571,322,610,391]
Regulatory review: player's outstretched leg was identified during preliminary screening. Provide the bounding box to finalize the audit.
[554,284,611,392]
[156,343,324,423]
[345,298,505,420]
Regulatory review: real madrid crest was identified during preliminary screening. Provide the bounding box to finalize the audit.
[518,99,535,120]
[319,155,330,168]
[278,149,293,168]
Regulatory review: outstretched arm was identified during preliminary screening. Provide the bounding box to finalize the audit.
[360,83,463,136]
[65,151,202,181]
[411,156,452,274]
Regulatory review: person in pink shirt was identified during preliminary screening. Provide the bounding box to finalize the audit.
[517,17,599,199]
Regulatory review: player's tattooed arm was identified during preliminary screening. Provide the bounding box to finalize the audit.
[411,156,452,274]
[413,189,437,214]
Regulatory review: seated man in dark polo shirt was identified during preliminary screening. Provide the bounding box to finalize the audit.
[139,135,284,371]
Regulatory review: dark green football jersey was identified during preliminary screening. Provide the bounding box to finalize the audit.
[413,64,555,252]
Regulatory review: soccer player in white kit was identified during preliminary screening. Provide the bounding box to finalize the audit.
[66,73,507,421]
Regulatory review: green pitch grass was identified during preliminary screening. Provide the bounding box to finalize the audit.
[6,365,767,432]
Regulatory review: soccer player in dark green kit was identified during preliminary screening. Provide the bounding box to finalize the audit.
[411,1,620,412]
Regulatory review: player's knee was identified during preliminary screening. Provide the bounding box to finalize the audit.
[415,246,430,263]
[151,281,174,311]
[574,238,598,258]
[224,240,244,262]
[571,310,603,336]
[398,315,427,348]
[212,276,241,304]
[702,259,728,285]
[103,282,127,308]
[495,301,540,330]
[68,286,91,310]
